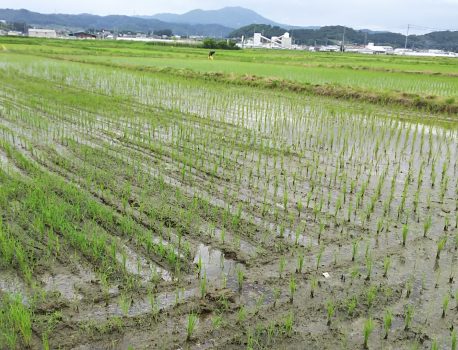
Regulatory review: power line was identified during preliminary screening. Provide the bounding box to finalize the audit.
[406,24,458,32]
[405,23,457,50]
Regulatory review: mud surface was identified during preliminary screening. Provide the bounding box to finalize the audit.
[0,52,457,350]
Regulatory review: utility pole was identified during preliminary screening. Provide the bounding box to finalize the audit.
[341,27,346,52]
[404,24,410,49]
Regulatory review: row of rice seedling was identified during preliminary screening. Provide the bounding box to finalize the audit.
[0,48,456,349]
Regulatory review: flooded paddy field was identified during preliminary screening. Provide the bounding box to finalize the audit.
[0,42,457,349]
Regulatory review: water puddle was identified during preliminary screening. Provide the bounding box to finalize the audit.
[0,270,29,303]
[115,238,172,283]
[0,150,28,177]
[193,243,239,280]
[40,263,96,301]
[74,288,197,322]
[200,223,258,258]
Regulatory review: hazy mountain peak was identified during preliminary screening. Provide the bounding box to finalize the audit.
[148,6,280,28]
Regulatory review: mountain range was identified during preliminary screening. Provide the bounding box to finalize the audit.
[0,7,317,36]
[140,7,283,29]
[0,8,234,36]
[0,7,457,50]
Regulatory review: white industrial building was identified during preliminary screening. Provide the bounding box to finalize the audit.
[7,31,23,36]
[318,45,341,52]
[364,42,394,54]
[393,48,457,57]
[241,32,293,49]
[28,29,57,38]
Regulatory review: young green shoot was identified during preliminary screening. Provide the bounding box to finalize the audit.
[363,317,374,349]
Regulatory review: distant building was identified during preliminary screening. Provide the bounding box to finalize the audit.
[28,29,57,38]
[69,32,97,39]
[365,43,394,54]
[394,48,457,58]
[319,45,340,52]
[7,31,23,36]
[248,32,292,49]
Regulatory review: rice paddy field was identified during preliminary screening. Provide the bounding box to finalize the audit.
[0,37,457,349]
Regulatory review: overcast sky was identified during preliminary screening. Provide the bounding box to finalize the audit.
[3,0,458,33]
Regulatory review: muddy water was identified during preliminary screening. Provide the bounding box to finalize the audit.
[0,270,29,303]
[199,223,258,258]
[72,247,270,324]
[114,238,172,283]
[73,287,198,322]
[193,243,239,281]
[0,151,25,176]
[40,263,97,301]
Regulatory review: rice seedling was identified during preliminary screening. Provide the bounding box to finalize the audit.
[279,256,286,278]
[383,309,392,339]
[289,275,296,303]
[296,252,304,274]
[119,293,131,316]
[310,276,318,298]
[436,236,447,260]
[352,240,358,262]
[423,215,432,237]
[186,313,198,341]
[326,300,335,326]
[283,311,294,337]
[266,320,275,345]
[254,294,265,315]
[296,199,303,217]
[402,224,408,247]
[346,296,357,317]
[366,285,378,309]
[405,278,413,298]
[316,245,324,270]
[442,294,449,318]
[246,329,256,350]
[237,267,244,292]
[404,304,414,331]
[237,305,247,324]
[148,292,160,321]
[196,255,203,277]
[200,272,207,299]
[273,287,281,307]
[365,255,373,281]
[383,256,391,278]
[456,290,458,311]
[363,317,374,349]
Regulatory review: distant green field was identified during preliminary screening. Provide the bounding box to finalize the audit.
[3,37,458,74]
[2,37,458,103]
[72,55,457,97]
